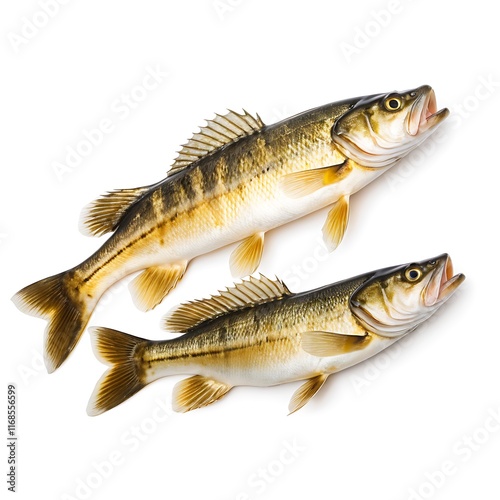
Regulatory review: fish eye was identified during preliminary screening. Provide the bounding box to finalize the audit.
[384,96,402,111]
[404,267,422,282]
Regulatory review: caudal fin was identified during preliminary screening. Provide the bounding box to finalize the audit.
[87,327,150,416]
[12,272,91,373]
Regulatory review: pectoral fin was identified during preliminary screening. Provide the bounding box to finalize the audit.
[172,375,232,413]
[279,160,350,199]
[129,261,188,312]
[229,232,265,277]
[322,195,350,251]
[288,374,329,414]
[301,330,369,357]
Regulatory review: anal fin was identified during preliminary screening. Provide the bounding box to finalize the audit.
[172,375,232,413]
[301,330,369,357]
[229,232,265,277]
[129,261,188,312]
[322,195,350,251]
[288,374,328,414]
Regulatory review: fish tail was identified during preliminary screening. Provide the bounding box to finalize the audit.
[87,327,150,416]
[12,272,92,373]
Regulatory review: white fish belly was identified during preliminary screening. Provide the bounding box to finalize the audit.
[148,334,398,388]
[160,165,388,263]
[86,164,388,299]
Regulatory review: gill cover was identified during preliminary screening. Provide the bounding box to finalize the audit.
[331,85,449,169]
[349,254,464,338]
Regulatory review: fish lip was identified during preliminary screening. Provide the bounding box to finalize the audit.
[408,86,449,136]
[424,254,465,307]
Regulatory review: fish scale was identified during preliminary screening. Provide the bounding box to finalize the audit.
[143,274,369,386]
[86,255,464,415]
[13,85,449,373]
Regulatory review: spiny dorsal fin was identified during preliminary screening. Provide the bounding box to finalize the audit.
[168,109,265,175]
[79,186,151,237]
[162,274,290,333]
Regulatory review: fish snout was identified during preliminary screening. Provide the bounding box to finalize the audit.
[408,86,449,136]
[423,254,465,307]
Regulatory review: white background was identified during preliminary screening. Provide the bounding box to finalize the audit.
[1,1,499,499]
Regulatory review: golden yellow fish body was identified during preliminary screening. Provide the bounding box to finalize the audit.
[13,86,449,372]
[78,113,367,293]
[88,255,464,415]
[144,278,385,384]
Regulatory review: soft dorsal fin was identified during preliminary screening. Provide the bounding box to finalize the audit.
[79,186,151,237]
[163,274,290,333]
[168,109,265,176]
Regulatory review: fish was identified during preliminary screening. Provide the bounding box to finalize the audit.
[87,254,464,415]
[12,85,449,373]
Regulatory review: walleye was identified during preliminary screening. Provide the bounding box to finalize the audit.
[87,254,464,415]
[13,85,449,373]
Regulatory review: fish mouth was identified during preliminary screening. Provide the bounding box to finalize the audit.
[408,86,449,136]
[424,254,465,307]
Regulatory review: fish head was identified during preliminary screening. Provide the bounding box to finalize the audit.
[332,85,449,168]
[350,254,465,338]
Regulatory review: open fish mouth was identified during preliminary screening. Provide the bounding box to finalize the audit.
[424,254,465,307]
[408,86,449,136]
